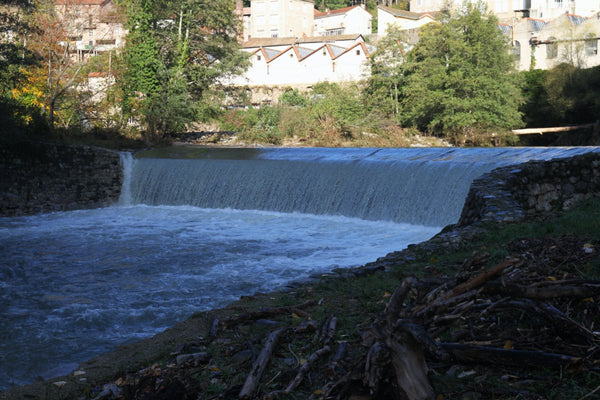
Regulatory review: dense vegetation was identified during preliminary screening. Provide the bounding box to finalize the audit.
[1,0,600,146]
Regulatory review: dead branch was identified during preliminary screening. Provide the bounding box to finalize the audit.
[224,300,314,329]
[285,345,331,393]
[328,341,349,376]
[239,327,286,399]
[384,321,437,400]
[384,277,417,318]
[506,299,599,343]
[449,257,521,298]
[483,282,600,300]
[440,342,583,368]
[209,316,220,338]
[319,316,337,345]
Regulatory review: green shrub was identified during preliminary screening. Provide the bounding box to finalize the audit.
[279,89,309,107]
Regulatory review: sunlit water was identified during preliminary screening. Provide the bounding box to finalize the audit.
[0,206,439,389]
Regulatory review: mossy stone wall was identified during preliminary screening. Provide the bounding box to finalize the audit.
[0,141,123,216]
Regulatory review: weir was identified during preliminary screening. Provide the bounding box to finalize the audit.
[124,147,599,227]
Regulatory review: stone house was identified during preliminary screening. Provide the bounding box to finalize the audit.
[248,0,315,39]
[314,5,373,37]
[409,0,600,22]
[54,0,126,61]
[508,12,600,70]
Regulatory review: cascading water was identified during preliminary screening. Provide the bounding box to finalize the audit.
[1,146,598,391]
[127,146,599,226]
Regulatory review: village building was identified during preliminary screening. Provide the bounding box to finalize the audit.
[508,11,600,70]
[224,34,372,103]
[409,0,600,21]
[313,5,372,37]
[54,0,126,61]
[377,6,437,38]
[247,0,315,39]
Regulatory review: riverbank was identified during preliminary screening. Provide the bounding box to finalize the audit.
[2,196,599,400]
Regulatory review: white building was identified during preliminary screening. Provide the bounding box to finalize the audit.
[225,34,371,102]
[529,0,600,19]
[249,0,315,39]
[410,0,600,21]
[314,5,373,36]
[509,12,600,70]
[377,6,437,36]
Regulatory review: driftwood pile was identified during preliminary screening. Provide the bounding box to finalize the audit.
[327,235,600,400]
[100,235,600,400]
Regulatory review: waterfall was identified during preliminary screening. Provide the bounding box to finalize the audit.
[119,152,134,205]
[125,147,600,227]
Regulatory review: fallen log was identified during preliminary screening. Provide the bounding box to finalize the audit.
[319,316,337,345]
[440,342,583,368]
[483,282,600,299]
[224,300,314,328]
[328,341,348,376]
[506,299,599,343]
[239,327,286,399]
[449,258,521,298]
[384,321,437,400]
[282,345,331,395]
[512,122,598,135]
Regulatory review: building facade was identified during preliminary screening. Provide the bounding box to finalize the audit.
[314,5,372,37]
[409,0,600,21]
[249,0,315,39]
[377,6,437,36]
[509,12,600,70]
[55,0,125,61]
[225,35,371,102]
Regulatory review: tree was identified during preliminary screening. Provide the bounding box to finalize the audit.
[365,25,409,118]
[399,2,523,143]
[120,0,162,138]
[0,0,42,135]
[10,0,105,132]
[119,0,248,141]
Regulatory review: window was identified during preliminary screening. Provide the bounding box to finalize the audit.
[257,55,261,60]
[546,37,558,59]
[585,34,598,56]
[356,49,360,55]
[325,28,344,36]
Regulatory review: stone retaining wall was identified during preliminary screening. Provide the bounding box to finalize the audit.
[0,141,123,216]
[458,151,600,226]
